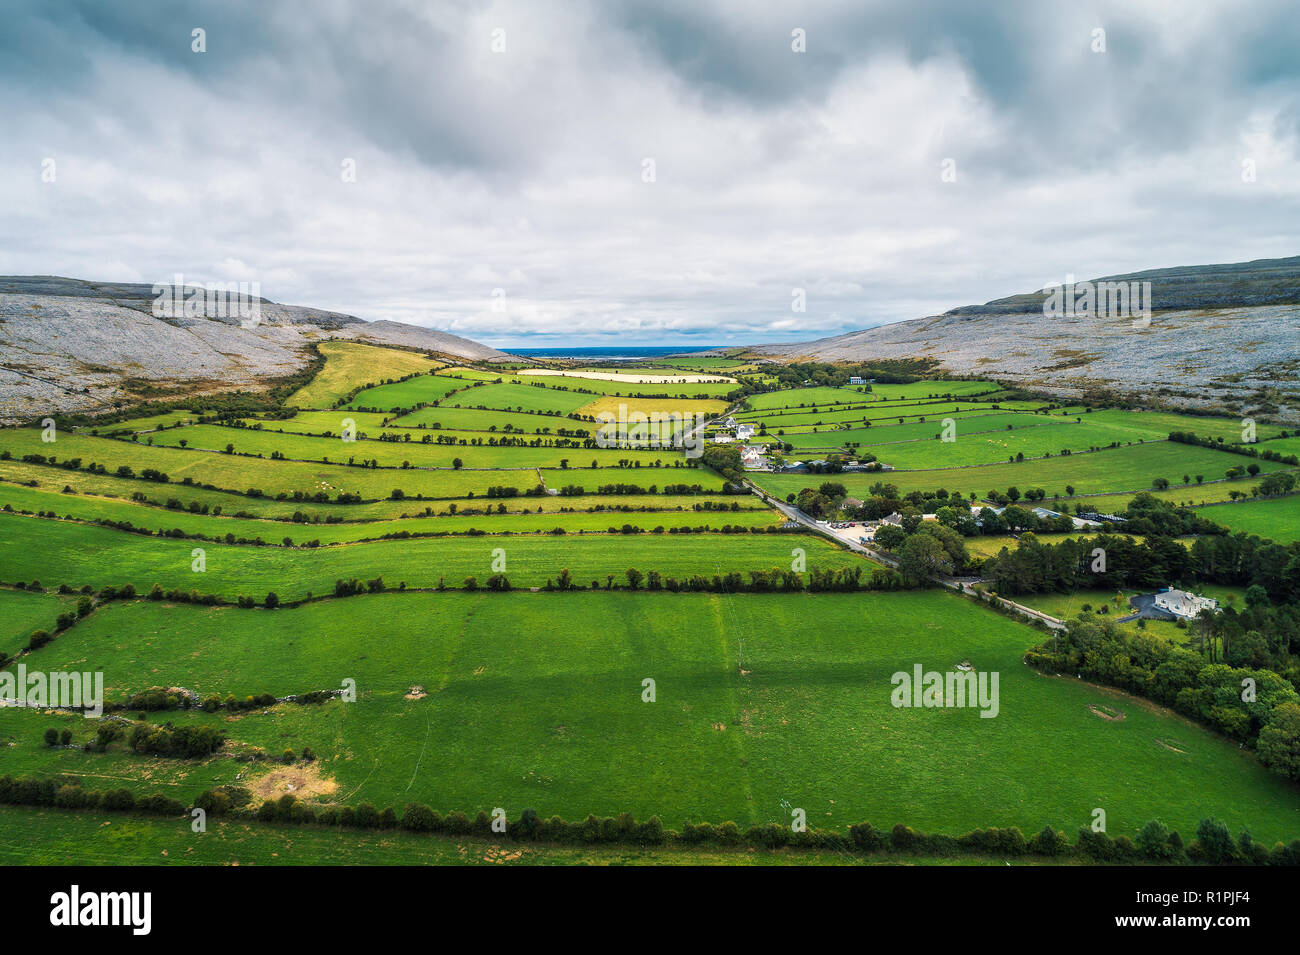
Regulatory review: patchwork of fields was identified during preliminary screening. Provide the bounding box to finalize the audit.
[4,344,1300,863]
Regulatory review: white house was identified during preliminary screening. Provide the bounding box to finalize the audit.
[735,423,756,441]
[1153,588,1219,619]
[848,376,864,385]
[712,433,734,444]
[739,445,764,468]
[724,416,738,429]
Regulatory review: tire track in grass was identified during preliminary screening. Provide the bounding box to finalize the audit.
[709,569,759,828]
[403,592,480,793]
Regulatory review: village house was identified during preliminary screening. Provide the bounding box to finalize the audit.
[735,423,756,441]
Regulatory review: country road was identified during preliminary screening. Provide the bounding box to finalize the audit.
[740,476,1067,631]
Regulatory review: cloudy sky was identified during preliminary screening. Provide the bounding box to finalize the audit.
[3,0,1299,348]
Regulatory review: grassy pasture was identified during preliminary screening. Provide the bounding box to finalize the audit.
[290,342,444,408]
[84,410,198,434]
[575,396,730,419]
[0,514,850,599]
[445,382,597,415]
[389,405,583,433]
[343,373,473,410]
[868,423,1170,470]
[236,411,393,435]
[740,400,1050,430]
[1196,495,1300,543]
[1045,475,1297,515]
[743,386,870,410]
[0,459,746,521]
[435,366,512,380]
[509,370,739,395]
[1052,409,1280,445]
[782,413,1072,451]
[654,359,761,375]
[0,484,780,543]
[751,442,1284,500]
[10,591,1300,842]
[0,588,77,656]
[867,380,1000,400]
[148,423,674,470]
[1260,436,1300,458]
[0,428,538,500]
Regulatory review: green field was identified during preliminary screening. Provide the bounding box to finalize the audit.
[742,400,1049,430]
[289,342,444,408]
[444,382,597,415]
[867,424,1169,470]
[9,349,1300,867]
[0,514,849,599]
[782,412,1064,452]
[0,482,780,543]
[1196,495,1300,543]
[343,372,474,410]
[148,422,673,470]
[390,405,586,432]
[0,587,77,657]
[9,591,1299,843]
[753,442,1287,500]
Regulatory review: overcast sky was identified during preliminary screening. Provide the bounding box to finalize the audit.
[3,0,1299,348]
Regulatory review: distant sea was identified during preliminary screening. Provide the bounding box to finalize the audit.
[508,346,725,360]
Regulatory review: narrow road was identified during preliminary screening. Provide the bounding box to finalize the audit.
[740,476,1066,631]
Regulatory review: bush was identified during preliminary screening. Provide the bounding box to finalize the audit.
[1028,825,1069,856]
[401,803,439,832]
[1195,818,1237,863]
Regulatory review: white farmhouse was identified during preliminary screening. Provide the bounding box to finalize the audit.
[1153,588,1219,619]
[735,423,756,441]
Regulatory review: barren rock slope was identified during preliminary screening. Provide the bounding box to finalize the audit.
[0,276,512,423]
[745,256,1300,418]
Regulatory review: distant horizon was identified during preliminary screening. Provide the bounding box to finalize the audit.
[501,344,738,358]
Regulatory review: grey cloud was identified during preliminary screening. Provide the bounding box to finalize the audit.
[1,0,1298,347]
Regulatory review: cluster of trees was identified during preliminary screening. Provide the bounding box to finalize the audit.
[872,522,972,584]
[1027,616,1300,782]
[125,722,225,759]
[982,524,1300,607]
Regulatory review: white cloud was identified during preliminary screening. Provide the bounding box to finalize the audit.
[0,0,1298,347]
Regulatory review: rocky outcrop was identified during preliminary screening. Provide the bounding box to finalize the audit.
[739,256,1300,418]
[0,276,514,423]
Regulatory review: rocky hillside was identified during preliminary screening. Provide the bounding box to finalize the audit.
[0,276,513,423]
[741,256,1300,419]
